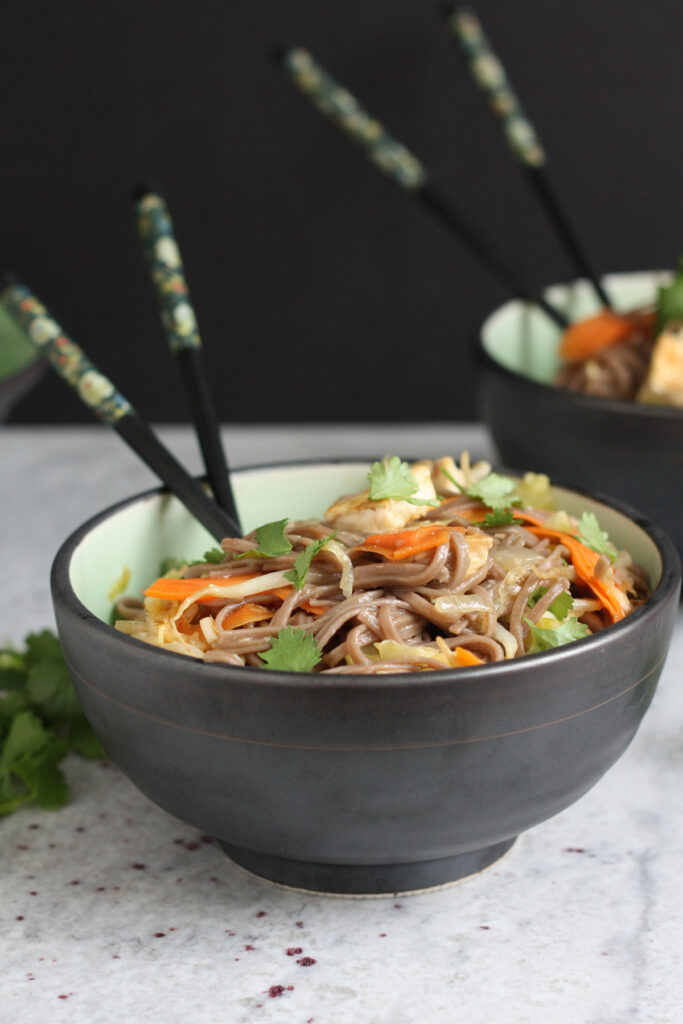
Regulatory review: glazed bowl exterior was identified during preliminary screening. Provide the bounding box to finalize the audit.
[51,462,681,894]
[476,270,683,561]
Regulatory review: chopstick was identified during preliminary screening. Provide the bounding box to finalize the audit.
[0,278,241,542]
[132,184,241,530]
[443,6,612,309]
[275,47,568,330]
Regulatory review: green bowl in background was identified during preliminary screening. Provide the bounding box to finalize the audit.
[0,304,44,420]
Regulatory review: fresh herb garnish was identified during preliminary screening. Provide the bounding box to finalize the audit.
[471,508,517,528]
[284,533,337,590]
[236,518,293,560]
[203,547,225,564]
[366,457,439,507]
[0,631,105,817]
[577,512,615,563]
[525,616,590,652]
[258,628,322,672]
[160,556,187,574]
[657,257,683,327]
[528,588,574,620]
[466,473,522,511]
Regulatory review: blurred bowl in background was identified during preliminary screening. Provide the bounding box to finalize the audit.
[0,304,44,421]
[476,270,683,561]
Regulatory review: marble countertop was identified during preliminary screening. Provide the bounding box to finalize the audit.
[2,424,682,1024]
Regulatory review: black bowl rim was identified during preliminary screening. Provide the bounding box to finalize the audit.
[474,292,683,424]
[51,458,682,691]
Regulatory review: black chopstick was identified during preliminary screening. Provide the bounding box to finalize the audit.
[0,278,241,542]
[132,184,242,530]
[275,47,568,329]
[443,6,612,309]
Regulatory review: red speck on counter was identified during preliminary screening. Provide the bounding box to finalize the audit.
[245,945,255,951]
[154,933,166,938]
[256,910,267,917]
[286,948,303,956]
[185,842,200,851]
[132,863,146,870]
[268,986,285,998]
[16,916,24,921]
[297,957,316,967]
[295,921,304,928]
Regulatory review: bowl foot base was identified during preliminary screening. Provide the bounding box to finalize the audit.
[218,837,516,896]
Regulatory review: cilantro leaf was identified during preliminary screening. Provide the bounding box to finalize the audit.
[471,509,517,528]
[367,456,418,500]
[366,457,439,506]
[0,630,106,818]
[466,473,521,511]
[160,556,188,574]
[657,257,683,327]
[525,616,590,653]
[527,588,574,621]
[236,518,293,560]
[203,547,224,564]
[577,512,615,562]
[258,628,322,672]
[284,532,337,590]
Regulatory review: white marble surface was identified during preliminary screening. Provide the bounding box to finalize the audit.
[2,424,682,1024]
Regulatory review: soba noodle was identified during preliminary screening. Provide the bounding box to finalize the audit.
[115,456,649,674]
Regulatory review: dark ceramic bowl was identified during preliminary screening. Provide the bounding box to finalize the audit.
[476,271,683,563]
[52,461,681,895]
[0,304,44,420]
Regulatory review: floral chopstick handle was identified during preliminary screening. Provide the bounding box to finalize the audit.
[134,192,201,353]
[0,283,131,423]
[447,8,546,168]
[281,48,429,191]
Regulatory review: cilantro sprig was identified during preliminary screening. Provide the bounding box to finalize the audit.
[366,457,439,507]
[0,631,105,817]
[524,616,590,653]
[527,588,574,621]
[284,532,337,589]
[442,468,522,516]
[577,512,615,563]
[236,518,293,560]
[258,628,322,672]
[657,257,683,327]
[470,509,517,528]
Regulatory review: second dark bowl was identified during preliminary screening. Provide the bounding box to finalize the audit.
[476,271,683,562]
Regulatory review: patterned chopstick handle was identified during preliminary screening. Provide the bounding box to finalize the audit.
[134,192,201,352]
[0,283,131,423]
[446,8,546,168]
[280,48,429,191]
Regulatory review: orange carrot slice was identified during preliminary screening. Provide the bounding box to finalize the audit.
[145,574,259,600]
[220,602,274,630]
[559,310,635,363]
[525,526,626,622]
[357,525,451,561]
[454,646,485,666]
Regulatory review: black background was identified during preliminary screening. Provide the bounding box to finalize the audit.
[4,0,682,424]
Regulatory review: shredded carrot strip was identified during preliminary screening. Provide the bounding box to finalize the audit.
[220,602,274,630]
[525,526,625,622]
[358,525,451,561]
[145,574,259,600]
[454,646,485,667]
[559,310,635,363]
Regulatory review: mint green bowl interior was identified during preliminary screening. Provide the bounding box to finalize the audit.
[480,270,669,382]
[0,305,39,380]
[66,463,663,626]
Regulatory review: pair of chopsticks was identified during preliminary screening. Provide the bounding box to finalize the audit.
[274,5,612,325]
[0,189,242,541]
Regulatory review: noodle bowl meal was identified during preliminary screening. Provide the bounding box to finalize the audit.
[114,454,650,674]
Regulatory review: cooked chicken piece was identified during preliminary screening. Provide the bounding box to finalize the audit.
[424,454,492,495]
[325,462,438,534]
[463,529,494,578]
[637,323,683,407]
